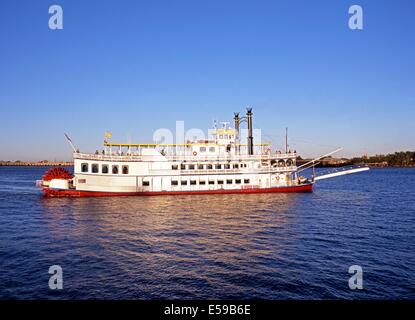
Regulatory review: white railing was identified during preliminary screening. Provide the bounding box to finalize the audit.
[73,152,298,162]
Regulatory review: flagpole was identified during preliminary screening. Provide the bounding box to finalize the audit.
[64,133,77,153]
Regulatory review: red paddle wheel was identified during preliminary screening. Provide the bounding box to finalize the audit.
[42,167,73,182]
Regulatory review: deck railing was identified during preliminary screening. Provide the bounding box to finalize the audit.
[73,152,297,162]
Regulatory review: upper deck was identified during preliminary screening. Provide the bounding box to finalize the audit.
[73,109,299,166]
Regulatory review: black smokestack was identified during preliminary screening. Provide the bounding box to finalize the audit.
[234,112,240,139]
[234,112,240,155]
[247,108,253,155]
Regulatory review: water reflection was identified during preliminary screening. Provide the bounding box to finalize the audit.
[39,194,300,298]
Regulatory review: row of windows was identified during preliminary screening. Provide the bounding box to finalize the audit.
[218,134,233,139]
[172,163,248,170]
[141,178,250,187]
[81,163,129,175]
[199,146,216,152]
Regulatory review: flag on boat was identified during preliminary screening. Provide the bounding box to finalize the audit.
[105,131,112,139]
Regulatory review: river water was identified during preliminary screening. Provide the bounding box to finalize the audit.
[0,166,414,299]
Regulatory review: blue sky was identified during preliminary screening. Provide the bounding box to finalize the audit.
[0,0,414,161]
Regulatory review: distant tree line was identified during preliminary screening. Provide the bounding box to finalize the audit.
[350,151,415,167]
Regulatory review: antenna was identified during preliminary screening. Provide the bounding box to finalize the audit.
[285,127,288,154]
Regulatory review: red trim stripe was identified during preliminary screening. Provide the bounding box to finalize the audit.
[43,184,313,197]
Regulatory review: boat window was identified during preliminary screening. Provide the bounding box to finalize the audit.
[112,165,119,174]
[78,179,86,184]
[235,179,241,184]
[224,134,228,139]
[200,147,206,152]
[122,165,129,174]
[208,180,215,185]
[207,164,213,170]
[171,180,178,186]
[218,180,224,185]
[172,165,178,170]
[215,164,221,169]
[244,179,250,184]
[226,179,233,184]
[190,180,197,185]
[181,180,188,185]
[92,164,99,173]
[199,180,206,185]
[143,181,150,186]
[102,165,109,174]
[219,135,223,139]
[224,164,230,169]
[180,164,186,170]
[209,147,215,152]
[198,164,204,170]
[81,163,88,173]
[189,164,195,170]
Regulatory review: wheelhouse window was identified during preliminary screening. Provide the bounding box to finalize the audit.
[198,164,204,170]
[92,164,99,173]
[215,164,221,169]
[81,163,88,173]
[102,164,109,174]
[112,165,119,174]
[189,164,195,170]
[172,164,178,170]
[180,164,186,170]
[207,164,213,170]
[224,164,230,169]
[122,165,129,174]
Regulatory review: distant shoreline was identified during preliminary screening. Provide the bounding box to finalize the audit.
[0,161,73,167]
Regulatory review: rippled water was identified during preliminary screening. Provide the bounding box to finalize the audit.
[0,166,414,299]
